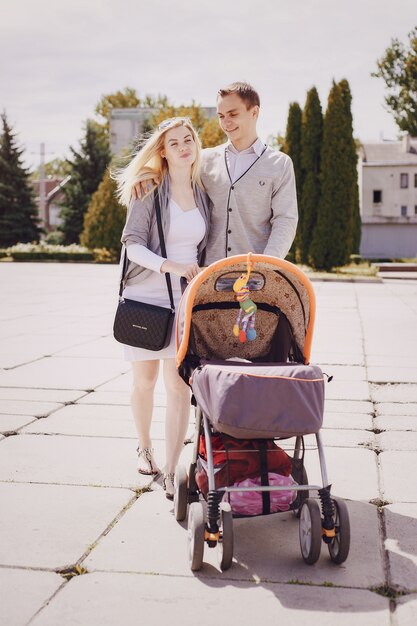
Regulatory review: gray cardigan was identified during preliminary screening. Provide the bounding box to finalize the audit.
[201,143,298,264]
[120,175,210,286]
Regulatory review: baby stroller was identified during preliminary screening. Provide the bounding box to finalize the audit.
[173,253,350,571]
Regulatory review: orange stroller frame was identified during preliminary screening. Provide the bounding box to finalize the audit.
[174,254,350,571]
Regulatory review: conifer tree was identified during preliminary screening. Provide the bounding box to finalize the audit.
[310,82,353,271]
[60,120,111,244]
[282,102,303,258]
[339,79,361,254]
[0,113,40,246]
[80,168,125,258]
[299,88,323,264]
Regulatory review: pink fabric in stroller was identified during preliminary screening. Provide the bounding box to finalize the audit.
[222,473,297,516]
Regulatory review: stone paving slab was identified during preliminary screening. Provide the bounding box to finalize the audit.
[375,416,417,432]
[322,412,373,430]
[395,594,417,625]
[376,402,417,417]
[315,365,367,381]
[371,384,417,403]
[313,352,365,366]
[77,389,168,407]
[0,388,87,403]
[55,336,122,359]
[0,568,64,626]
[20,403,193,442]
[0,357,129,391]
[379,451,417,503]
[384,504,417,592]
[323,381,371,401]
[0,482,133,569]
[0,414,36,433]
[377,431,417,451]
[368,367,417,384]
[0,434,158,489]
[85,492,384,589]
[0,399,62,417]
[29,572,391,626]
[325,399,374,414]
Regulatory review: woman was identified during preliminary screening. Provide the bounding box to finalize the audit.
[114,117,209,499]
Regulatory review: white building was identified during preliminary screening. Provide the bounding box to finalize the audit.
[359,135,417,259]
[109,107,217,156]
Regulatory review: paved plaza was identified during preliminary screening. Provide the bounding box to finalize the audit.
[0,262,417,625]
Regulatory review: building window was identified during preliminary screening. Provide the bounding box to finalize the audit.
[415,173,417,188]
[401,205,407,216]
[373,190,382,203]
[415,205,417,215]
[400,173,409,188]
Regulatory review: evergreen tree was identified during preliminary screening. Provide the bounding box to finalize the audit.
[282,102,303,258]
[339,79,361,254]
[80,168,125,258]
[60,120,111,244]
[0,113,40,246]
[310,82,353,271]
[299,87,323,264]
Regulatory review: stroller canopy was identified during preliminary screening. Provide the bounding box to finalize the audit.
[176,254,316,368]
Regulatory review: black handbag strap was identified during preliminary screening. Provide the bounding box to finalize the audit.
[119,189,175,312]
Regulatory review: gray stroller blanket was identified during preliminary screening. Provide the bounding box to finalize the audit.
[191,361,325,439]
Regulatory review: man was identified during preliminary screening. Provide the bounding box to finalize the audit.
[201,81,298,264]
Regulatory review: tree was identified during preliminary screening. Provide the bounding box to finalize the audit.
[30,157,71,181]
[0,113,40,246]
[80,167,125,259]
[60,120,111,244]
[299,87,323,264]
[339,79,361,254]
[372,27,417,136]
[148,103,225,148]
[95,87,141,136]
[310,82,353,271]
[282,102,303,258]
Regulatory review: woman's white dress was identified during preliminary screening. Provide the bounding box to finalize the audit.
[122,199,206,361]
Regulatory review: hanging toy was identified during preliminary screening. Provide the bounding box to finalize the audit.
[232,253,257,343]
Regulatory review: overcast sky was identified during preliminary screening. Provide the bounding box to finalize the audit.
[1,0,416,169]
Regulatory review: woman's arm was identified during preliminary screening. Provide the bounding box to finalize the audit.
[126,243,200,282]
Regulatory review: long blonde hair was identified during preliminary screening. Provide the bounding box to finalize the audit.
[113,117,202,207]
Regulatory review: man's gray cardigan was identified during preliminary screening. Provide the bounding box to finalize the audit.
[120,175,210,286]
[200,143,298,264]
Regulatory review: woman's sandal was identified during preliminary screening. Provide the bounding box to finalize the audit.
[163,472,175,500]
[137,447,160,475]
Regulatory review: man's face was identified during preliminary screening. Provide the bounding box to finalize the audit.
[217,93,259,145]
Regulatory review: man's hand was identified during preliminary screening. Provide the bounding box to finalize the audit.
[133,178,157,200]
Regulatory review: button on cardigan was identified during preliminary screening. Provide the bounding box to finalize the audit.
[201,143,298,264]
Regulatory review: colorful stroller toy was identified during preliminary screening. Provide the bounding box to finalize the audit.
[174,254,350,571]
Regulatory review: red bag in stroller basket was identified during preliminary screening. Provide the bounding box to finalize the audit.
[195,433,293,497]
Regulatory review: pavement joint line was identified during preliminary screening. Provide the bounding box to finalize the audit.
[0,479,146,490]
[3,355,51,371]
[25,578,69,626]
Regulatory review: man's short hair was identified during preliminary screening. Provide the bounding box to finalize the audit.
[217,82,260,109]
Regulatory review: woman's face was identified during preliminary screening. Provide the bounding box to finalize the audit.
[161,125,197,169]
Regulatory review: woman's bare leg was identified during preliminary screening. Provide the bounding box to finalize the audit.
[131,360,160,472]
[163,358,191,475]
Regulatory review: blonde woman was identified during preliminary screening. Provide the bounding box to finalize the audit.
[114,118,209,499]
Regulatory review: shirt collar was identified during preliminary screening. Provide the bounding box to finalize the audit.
[226,137,265,157]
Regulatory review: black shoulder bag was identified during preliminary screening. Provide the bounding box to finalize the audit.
[113,191,175,350]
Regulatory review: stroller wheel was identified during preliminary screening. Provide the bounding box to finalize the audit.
[299,499,322,565]
[328,498,350,564]
[174,465,188,522]
[188,502,205,571]
[218,502,234,571]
